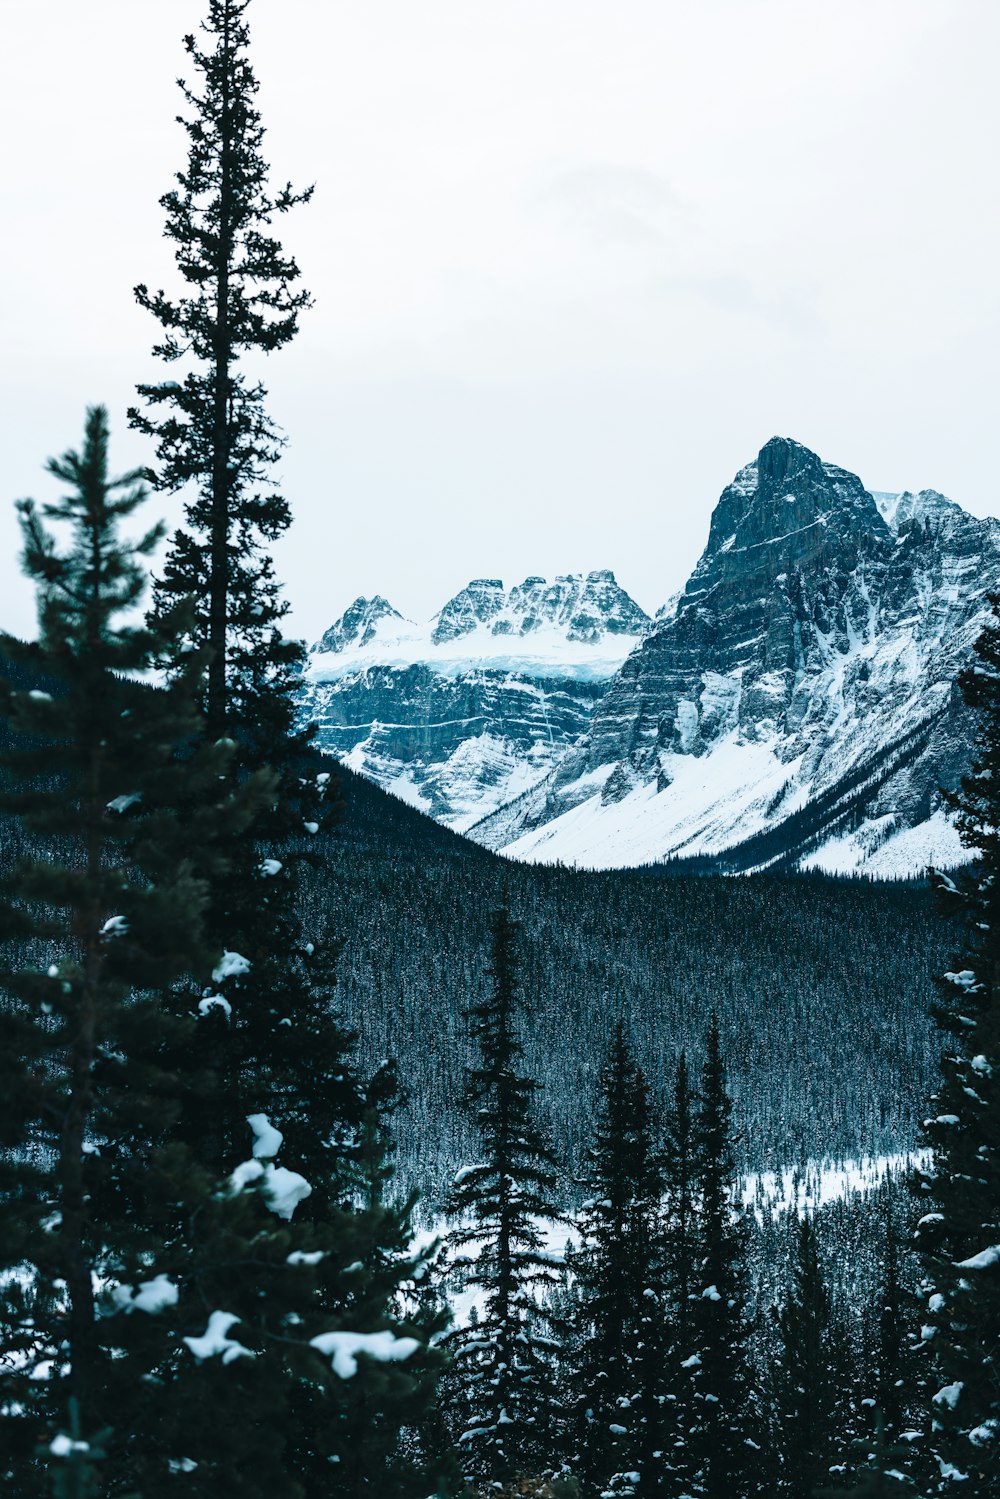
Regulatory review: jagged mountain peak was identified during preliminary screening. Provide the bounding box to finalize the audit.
[875,488,963,532]
[757,433,822,481]
[432,578,506,644]
[432,570,649,646]
[302,570,651,832]
[312,595,404,655]
[703,437,888,570]
[476,440,999,877]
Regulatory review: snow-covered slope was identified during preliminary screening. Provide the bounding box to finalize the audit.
[473,438,998,875]
[302,571,649,830]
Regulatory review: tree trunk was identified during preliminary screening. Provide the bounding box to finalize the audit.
[208,2,235,735]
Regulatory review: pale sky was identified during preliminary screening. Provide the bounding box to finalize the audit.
[2,0,998,645]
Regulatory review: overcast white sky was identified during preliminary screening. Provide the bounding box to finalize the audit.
[2,0,998,643]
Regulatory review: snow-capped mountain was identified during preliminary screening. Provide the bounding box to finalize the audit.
[302,571,650,829]
[472,437,999,875]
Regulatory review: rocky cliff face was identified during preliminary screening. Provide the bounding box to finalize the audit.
[475,438,999,875]
[301,571,649,829]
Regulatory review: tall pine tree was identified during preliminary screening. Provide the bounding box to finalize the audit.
[0,407,249,1491]
[0,409,444,1498]
[125,0,344,1174]
[124,4,451,1485]
[128,0,311,742]
[912,592,1000,1494]
[771,1216,839,1498]
[443,903,564,1488]
[659,1048,700,1493]
[689,1014,762,1499]
[569,1020,666,1498]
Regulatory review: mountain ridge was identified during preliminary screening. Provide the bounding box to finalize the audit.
[302,436,998,875]
[301,569,649,830]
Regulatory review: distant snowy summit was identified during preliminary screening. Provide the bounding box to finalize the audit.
[303,438,999,877]
[302,571,650,829]
[309,570,648,679]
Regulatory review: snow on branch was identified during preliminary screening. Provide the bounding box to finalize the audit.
[309,1330,420,1379]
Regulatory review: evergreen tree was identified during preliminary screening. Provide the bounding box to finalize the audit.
[771,1216,839,1498]
[124,0,340,1174]
[128,0,311,742]
[876,1194,906,1441]
[570,1021,666,1497]
[817,1414,919,1497]
[689,1014,762,1499]
[443,903,564,1488]
[318,1060,452,1499]
[663,1051,697,1340]
[658,1048,700,1492]
[0,410,442,1498]
[913,592,1000,1495]
[0,406,249,1491]
[124,4,451,1485]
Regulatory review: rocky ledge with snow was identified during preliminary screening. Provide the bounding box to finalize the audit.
[471,437,999,876]
[301,571,650,829]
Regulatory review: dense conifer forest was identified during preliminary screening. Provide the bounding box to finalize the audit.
[305,768,949,1199]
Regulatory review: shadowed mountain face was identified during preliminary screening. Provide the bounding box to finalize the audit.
[473,438,999,875]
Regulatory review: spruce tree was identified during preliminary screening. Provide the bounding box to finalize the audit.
[570,1021,666,1497]
[663,1052,697,1340]
[128,0,311,742]
[0,406,249,1491]
[913,592,1000,1495]
[125,0,339,1172]
[771,1216,839,1498]
[689,1014,762,1499]
[658,1048,700,1492]
[123,4,450,1485]
[443,903,564,1488]
[817,1415,919,1498]
[875,1193,907,1441]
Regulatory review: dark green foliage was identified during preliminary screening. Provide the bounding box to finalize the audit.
[875,1195,908,1441]
[121,6,451,1488]
[568,1022,666,1496]
[912,592,1000,1495]
[770,1217,840,1497]
[0,411,442,1498]
[688,1015,762,1498]
[654,1049,701,1495]
[0,406,247,1491]
[125,0,343,1191]
[663,1051,697,1338]
[443,904,565,1486]
[817,1414,920,1497]
[47,1399,111,1499]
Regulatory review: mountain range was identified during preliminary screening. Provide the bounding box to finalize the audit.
[303,437,999,875]
[303,569,649,829]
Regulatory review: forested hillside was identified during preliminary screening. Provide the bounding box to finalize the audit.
[305,762,949,1204]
